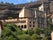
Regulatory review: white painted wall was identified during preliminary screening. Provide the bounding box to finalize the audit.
[19,7,34,18]
[35,11,37,18]
[39,4,44,11]
[19,7,25,17]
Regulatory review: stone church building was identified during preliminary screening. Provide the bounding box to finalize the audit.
[0,0,53,30]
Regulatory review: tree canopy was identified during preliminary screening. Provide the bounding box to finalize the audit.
[1,23,51,40]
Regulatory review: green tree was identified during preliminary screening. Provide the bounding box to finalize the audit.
[27,29,34,36]
[3,36,16,40]
[18,34,31,40]
[2,23,19,40]
[31,34,39,40]
[41,36,48,40]
[33,27,41,35]
[2,23,51,40]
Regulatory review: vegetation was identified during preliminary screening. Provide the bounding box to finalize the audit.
[0,2,14,5]
[1,22,52,40]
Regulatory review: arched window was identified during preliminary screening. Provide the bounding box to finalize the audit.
[24,25,26,28]
[21,25,23,28]
[18,26,20,28]
[29,25,31,27]
[33,22,35,24]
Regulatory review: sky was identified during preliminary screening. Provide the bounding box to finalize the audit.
[0,0,37,4]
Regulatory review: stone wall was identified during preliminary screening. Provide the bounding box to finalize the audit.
[51,32,53,40]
